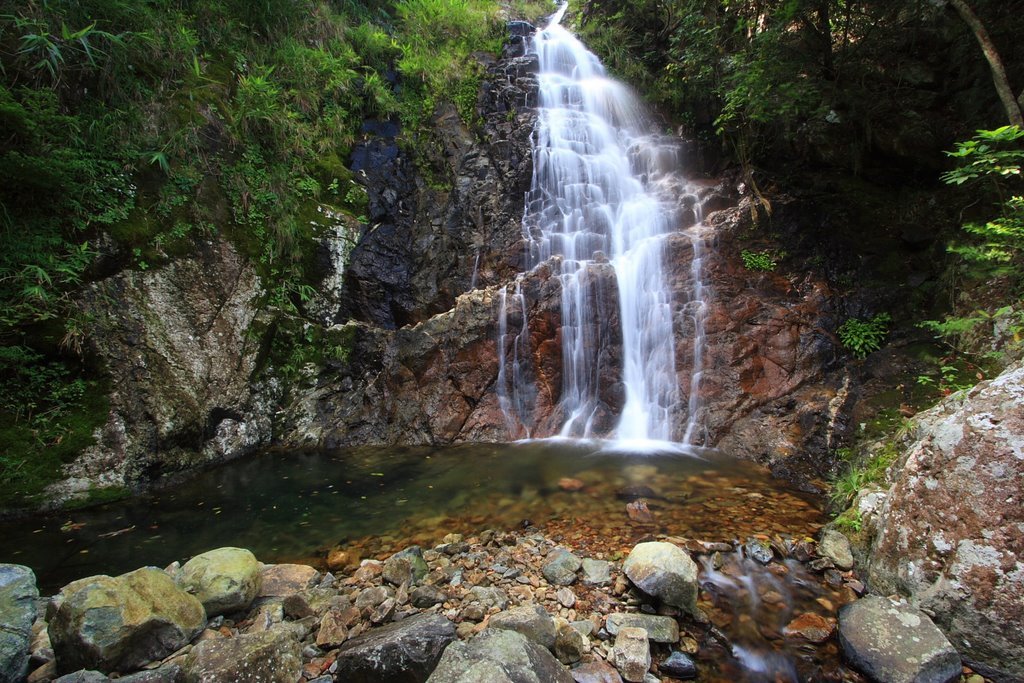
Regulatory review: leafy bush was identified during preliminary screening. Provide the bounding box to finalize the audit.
[838,312,891,358]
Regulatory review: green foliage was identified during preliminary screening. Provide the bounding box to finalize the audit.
[832,508,862,534]
[941,126,1024,278]
[838,312,891,358]
[740,249,780,272]
[829,441,899,510]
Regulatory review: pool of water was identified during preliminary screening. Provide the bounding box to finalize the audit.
[0,441,825,594]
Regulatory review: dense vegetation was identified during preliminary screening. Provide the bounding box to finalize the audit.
[0,0,549,505]
[1,0,1022,507]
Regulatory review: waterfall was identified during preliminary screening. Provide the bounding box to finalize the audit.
[498,5,708,447]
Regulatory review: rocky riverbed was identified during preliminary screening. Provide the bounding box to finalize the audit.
[1,525,989,683]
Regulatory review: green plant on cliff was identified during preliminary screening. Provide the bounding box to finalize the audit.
[838,312,891,358]
[740,249,779,272]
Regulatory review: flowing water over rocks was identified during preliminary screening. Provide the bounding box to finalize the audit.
[498,6,708,444]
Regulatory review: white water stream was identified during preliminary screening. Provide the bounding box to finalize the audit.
[498,5,709,447]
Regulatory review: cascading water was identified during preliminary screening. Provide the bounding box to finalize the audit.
[498,4,709,447]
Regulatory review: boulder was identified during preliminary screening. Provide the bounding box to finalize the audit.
[176,547,261,617]
[612,627,650,683]
[182,628,301,683]
[818,530,854,570]
[0,564,38,683]
[621,542,698,614]
[427,628,573,683]
[838,596,960,683]
[605,614,679,643]
[49,568,205,674]
[542,548,582,586]
[488,605,557,651]
[865,362,1024,678]
[334,612,455,683]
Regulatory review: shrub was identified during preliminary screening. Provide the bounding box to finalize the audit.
[838,312,891,358]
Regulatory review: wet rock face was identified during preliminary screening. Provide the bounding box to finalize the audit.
[345,47,537,330]
[865,361,1024,679]
[64,239,272,498]
[678,198,842,485]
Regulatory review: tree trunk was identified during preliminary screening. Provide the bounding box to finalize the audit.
[948,0,1023,128]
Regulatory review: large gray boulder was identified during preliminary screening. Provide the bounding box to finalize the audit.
[334,612,456,683]
[427,628,573,683]
[176,547,261,617]
[621,542,698,614]
[838,596,961,683]
[865,361,1024,679]
[49,568,205,674]
[182,628,301,683]
[0,564,38,683]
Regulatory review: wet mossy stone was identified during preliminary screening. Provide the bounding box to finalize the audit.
[176,547,261,617]
[49,568,205,674]
[0,564,38,683]
[183,629,301,683]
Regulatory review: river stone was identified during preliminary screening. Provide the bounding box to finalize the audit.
[580,558,611,586]
[0,564,38,683]
[622,542,698,614]
[49,568,205,674]
[554,621,586,664]
[334,612,455,683]
[383,557,415,587]
[176,547,261,617]
[605,613,679,643]
[542,548,582,586]
[865,361,1024,679]
[660,651,697,679]
[391,547,429,584]
[612,627,650,683]
[427,628,574,683]
[570,660,623,683]
[818,530,854,570]
[466,585,509,610]
[257,564,318,597]
[410,585,447,608]
[838,596,961,683]
[488,605,557,651]
[183,628,301,683]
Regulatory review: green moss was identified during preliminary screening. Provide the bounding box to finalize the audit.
[0,380,109,508]
[64,485,131,510]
